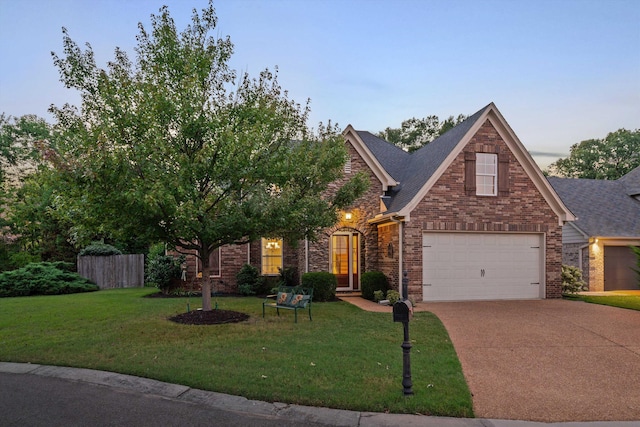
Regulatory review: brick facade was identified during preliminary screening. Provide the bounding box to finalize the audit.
[401,121,563,300]
[174,108,567,300]
[306,140,383,283]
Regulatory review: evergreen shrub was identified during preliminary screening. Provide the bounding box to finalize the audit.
[360,271,390,301]
[301,271,337,302]
[0,262,98,297]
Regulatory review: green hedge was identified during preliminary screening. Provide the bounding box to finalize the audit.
[301,271,337,302]
[360,271,390,301]
[79,242,122,256]
[0,262,99,297]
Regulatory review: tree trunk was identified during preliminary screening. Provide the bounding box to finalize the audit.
[200,248,213,311]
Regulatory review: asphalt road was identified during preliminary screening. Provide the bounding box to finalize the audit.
[0,372,326,427]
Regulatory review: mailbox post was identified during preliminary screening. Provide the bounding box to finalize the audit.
[393,293,413,395]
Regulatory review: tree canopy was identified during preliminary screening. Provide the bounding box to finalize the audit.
[46,2,367,310]
[377,114,467,152]
[548,129,640,180]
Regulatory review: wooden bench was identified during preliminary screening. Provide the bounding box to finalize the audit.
[262,286,313,323]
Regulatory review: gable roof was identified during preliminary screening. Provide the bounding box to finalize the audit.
[344,103,574,225]
[548,167,640,238]
[619,165,640,198]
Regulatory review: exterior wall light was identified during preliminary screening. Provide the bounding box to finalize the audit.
[345,212,353,221]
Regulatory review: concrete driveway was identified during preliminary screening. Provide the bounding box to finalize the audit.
[425,299,640,423]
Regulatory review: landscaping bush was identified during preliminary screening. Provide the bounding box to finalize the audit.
[301,271,337,302]
[360,271,390,301]
[278,267,299,287]
[79,242,123,256]
[373,290,384,302]
[146,253,184,295]
[386,290,401,305]
[561,264,587,295]
[236,264,264,296]
[632,246,640,287]
[0,262,98,297]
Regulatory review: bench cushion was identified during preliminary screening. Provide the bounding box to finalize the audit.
[290,294,310,308]
[276,291,292,305]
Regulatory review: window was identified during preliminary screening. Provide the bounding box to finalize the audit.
[196,247,221,278]
[261,238,283,275]
[476,153,497,196]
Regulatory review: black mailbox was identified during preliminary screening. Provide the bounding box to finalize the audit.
[393,300,412,323]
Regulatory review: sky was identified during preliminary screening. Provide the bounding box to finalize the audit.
[1,0,639,169]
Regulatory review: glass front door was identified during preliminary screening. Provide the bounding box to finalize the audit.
[331,232,359,290]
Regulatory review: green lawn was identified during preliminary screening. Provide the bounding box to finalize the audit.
[0,288,473,417]
[573,294,640,311]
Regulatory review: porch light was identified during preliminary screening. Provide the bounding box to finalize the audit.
[345,212,353,221]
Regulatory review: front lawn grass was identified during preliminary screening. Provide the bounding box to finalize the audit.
[0,288,473,417]
[573,294,640,311]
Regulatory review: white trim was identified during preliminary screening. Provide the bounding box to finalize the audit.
[393,103,575,225]
[261,238,283,276]
[390,216,404,294]
[330,231,360,291]
[342,125,399,192]
[476,153,498,196]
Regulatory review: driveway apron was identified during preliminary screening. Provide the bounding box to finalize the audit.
[425,299,640,422]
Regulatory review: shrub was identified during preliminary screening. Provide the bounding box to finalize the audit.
[386,290,401,305]
[236,264,263,296]
[0,262,98,297]
[373,290,385,302]
[360,271,390,301]
[146,254,183,295]
[79,242,122,256]
[278,267,299,287]
[561,264,587,295]
[632,246,640,287]
[301,271,337,302]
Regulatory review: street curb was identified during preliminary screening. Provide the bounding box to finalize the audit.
[2,363,638,427]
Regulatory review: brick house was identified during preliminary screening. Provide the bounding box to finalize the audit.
[181,103,575,301]
[548,167,640,291]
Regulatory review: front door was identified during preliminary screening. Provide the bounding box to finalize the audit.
[331,232,359,291]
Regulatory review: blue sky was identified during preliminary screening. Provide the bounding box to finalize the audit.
[1,0,638,168]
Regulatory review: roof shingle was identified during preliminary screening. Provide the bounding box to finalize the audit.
[548,168,640,237]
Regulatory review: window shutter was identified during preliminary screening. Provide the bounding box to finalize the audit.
[498,152,510,196]
[464,151,476,196]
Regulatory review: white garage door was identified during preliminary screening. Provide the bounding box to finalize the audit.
[422,233,543,301]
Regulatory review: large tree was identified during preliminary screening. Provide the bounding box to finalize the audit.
[548,129,640,180]
[378,114,467,152]
[47,2,367,310]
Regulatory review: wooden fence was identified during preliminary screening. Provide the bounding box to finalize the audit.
[77,254,145,289]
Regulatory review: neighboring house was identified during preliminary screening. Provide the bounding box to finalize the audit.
[548,167,640,291]
[181,103,575,301]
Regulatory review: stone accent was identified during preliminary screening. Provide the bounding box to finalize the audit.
[377,222,400,290]
[588,241,605,292]
[562,242,590,289]
[306,140,385,284]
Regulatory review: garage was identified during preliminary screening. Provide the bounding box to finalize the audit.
[422,232,544,301]
[604,246,638,291]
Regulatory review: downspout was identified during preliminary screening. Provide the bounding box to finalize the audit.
[305,238,309,273]
[390,216,403,294]
[578,243,589,274]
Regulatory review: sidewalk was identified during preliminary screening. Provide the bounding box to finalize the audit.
[2,362,638,427]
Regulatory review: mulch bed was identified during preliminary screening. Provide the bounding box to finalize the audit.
[168,309,249,325]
